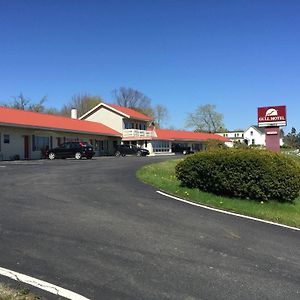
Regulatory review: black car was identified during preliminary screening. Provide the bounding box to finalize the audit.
[115,144,150,157]
[171,144,194,155]
[46,142,95,160]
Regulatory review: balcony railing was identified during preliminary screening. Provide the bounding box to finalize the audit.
[123,129,156,138]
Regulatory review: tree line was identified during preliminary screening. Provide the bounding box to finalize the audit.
[2,88,170,128]
[2,87,227,132]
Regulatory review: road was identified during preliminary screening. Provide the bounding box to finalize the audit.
[0,156,299,299]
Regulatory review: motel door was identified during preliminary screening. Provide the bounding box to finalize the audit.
[23,135,29,159]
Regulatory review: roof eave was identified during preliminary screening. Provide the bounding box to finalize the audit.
[0,122,122,138]
[80,103,130,120]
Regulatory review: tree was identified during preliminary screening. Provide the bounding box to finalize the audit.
[60,93,103,117]
[185,104,224,133]
[28,96,47,112]
[152,104,169,128]
[112,87,151,111]
[9,93,29,110]
[283,127,300,149]
[4,93,47,112]
[112,87,170,127]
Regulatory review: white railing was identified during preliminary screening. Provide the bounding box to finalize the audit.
[123,129,155,138]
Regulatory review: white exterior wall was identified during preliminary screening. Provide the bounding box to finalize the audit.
[244,127,265,146]
[84,107,123,133]
[0,125,120,160]
[280,138,284,146]
[146,141,154,155]
[0,128,27,160]
[216,131,244,143]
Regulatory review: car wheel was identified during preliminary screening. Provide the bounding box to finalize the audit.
[48,152,56,160]
[86,156,92,160]
[115,151,121,157]
[75,152,82,160]
[136,151,142,157]
[182,150,187,155]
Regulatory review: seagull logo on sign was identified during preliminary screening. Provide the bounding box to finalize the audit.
[258,105,287,127]
[265,108,278,117]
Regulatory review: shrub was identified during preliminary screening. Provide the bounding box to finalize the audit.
[175,149,300,203]
[205,139,226,150]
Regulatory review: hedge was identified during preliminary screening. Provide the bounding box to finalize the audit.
[175,149,300,203]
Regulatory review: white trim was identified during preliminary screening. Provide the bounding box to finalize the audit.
[157,191,300,232]
[79,103,130,120]
[0,266,90,300]
[245,125,264,135]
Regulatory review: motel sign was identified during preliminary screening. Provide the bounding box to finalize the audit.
[257,105,287,152]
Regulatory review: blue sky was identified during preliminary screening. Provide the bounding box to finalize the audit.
[0,0,299,132]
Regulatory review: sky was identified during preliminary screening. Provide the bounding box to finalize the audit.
[0,0,299,132]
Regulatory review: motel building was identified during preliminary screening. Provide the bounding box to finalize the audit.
[0,104,229,160]
[0,106,121,161]
[80,103,229,155]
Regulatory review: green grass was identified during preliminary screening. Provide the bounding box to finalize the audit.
[137,159,300,228]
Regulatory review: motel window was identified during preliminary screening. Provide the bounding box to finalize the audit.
[65,137,79,142]
[242,134,244,137]
[125,122,132,129]
[138,123,146,130]
[192,143,201,151]
[252,139,255,145]
[250,131,253,136]
[4,134,10,144]
[152,140,170,152]
[32,136,49,151]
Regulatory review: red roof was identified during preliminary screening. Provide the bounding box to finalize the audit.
[154,129,230,142]
[107,104,153,121]
[0,107,121,137]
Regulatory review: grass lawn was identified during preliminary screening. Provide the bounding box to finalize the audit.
[137,159,300,228]
[0,283,39,300]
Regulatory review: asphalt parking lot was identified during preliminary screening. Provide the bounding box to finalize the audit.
[0,156,300,300]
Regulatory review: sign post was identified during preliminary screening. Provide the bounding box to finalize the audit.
[257,105,287,152]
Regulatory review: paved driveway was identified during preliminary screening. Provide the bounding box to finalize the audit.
[0,157,299,299]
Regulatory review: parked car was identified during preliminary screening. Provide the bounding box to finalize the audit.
[114,144,150,157]
[46,142,95,160]
[171,144,194,155]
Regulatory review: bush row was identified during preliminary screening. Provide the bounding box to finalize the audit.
[175,149,300,202]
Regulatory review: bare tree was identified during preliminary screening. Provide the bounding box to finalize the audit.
[112,87,151,110]
[60,93,103,117]
[186,104,224,133]
[4,93,29,110]
[153,104,169,128]
[4,93,47,112]
[28,96,47,112]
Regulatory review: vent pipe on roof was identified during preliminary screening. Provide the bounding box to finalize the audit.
[71,108,78,119]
